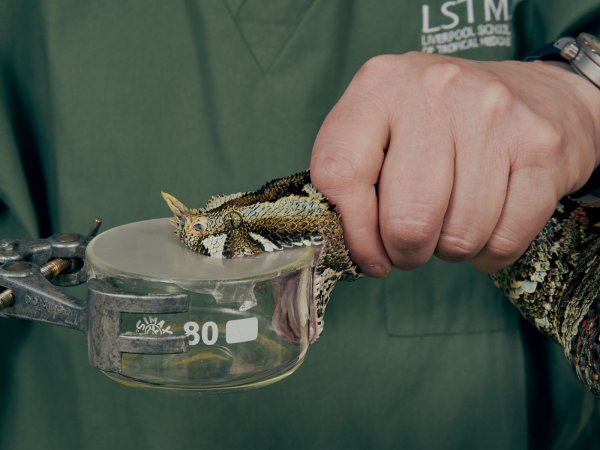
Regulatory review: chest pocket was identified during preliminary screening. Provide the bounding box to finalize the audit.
[385,259,520,336]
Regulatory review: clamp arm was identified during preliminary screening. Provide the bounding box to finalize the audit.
[0,221,192,375]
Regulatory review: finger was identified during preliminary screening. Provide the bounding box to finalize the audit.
[471,167,557,273]
[311,87,392,277]
[436,121,510,262]
[378,113,455,270]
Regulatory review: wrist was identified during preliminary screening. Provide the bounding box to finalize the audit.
[526,33,600,166]
[533,60,600,168]
[556,61,600,166]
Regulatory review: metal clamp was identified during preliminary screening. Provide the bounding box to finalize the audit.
[0,218,103,308]
[0,221,191,375]
[0,261,87,330]
[87,279,190,374]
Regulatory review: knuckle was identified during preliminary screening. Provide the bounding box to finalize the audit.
[437,232,482,260]
[310,148,358,192]
[533,119,564,155]
[422,61,464,97]
[479,81,514,122]
[381,212,440,253]
[510,114,566,171]
[516,115,565,163]
[354,54,398,84]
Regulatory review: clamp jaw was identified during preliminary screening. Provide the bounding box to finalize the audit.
[0,221,191,375]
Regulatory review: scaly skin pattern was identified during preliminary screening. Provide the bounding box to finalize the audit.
[161,171,360,343]
[490,197,600,394]
[164,172,600,394]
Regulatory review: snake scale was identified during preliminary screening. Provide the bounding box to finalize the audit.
[162,170,600,394]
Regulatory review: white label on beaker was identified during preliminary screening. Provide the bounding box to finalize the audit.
[225,317,258,344]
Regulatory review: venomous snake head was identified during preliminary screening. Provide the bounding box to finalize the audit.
[161,173,330,259]
[161,191,265,258]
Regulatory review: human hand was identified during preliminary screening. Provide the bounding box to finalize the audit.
[310,52,600,277]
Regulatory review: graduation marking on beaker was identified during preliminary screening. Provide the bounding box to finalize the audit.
[184,317,258,346]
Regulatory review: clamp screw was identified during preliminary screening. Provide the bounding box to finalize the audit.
[0,289,14,309]
[0,259,71,311]
[0,218,102,311]
[0,242,15,253]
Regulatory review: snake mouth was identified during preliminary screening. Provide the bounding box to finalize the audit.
[271,271,310,345]
[270,245,324,345]
[270,244,324,345]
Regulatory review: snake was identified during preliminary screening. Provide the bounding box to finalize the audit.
[162,170,600,394]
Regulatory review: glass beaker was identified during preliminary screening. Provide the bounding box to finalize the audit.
[85,218,314,391]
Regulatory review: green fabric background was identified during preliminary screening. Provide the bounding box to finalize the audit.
[0,1,599,449]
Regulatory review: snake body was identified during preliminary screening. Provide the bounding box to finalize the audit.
[163,170,600,394]
[491,196,600,394]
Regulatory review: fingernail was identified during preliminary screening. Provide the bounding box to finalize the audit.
[364,263,391,278]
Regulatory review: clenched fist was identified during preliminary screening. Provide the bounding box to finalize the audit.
[311,52,600,276]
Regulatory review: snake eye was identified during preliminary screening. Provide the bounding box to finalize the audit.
[189,218,207,233]
[224,211,243,229]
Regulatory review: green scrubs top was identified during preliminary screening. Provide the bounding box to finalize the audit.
[0,1,599,449]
